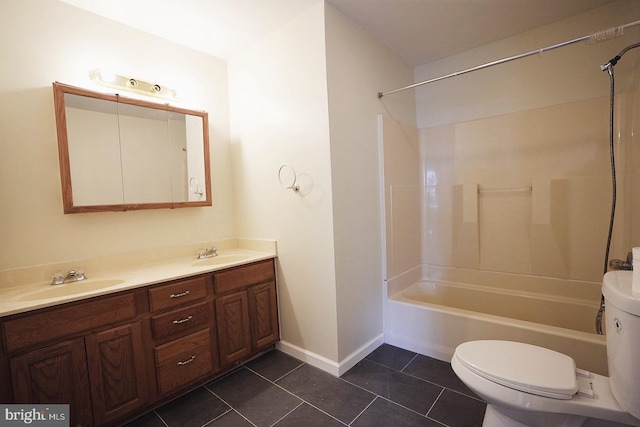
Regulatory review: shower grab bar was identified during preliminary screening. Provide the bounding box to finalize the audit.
[478,186,531,194]
[378,19,640,98]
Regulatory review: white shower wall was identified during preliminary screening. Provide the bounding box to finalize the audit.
[384,0,640,284]
[420,97,617,282]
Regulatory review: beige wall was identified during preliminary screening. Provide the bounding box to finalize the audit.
[414,0,640,129]
[1,0,416,376]
[385,0,640,284]
[0,0,233,270]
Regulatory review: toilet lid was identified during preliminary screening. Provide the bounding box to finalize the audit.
[454,340,578,400]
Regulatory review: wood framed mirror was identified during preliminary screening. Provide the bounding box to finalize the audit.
[53,82,211,213]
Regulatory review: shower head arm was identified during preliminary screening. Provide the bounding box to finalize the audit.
[601,42,640,71]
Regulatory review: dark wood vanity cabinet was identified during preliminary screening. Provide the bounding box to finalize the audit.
[216,291,251,365]
[148,276,218,396]
[0,258,278,427]
[3,292,148,427]
[10,327,149,427]
[11,338,94,427]
[85,322,149,425]
[248,281,279,350]
[214,260,279,367]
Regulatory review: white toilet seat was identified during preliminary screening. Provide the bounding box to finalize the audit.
[454,340,578,399]
[452,340,640,426]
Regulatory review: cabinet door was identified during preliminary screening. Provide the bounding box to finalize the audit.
[215,292,250,366]
[248,281,279,350]
[11,338,93,427]
[85,323,148,426]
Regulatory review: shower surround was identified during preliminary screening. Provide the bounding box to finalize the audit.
[380,1,640,374]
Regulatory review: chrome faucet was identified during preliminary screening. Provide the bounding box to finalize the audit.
[51,268,86,285]
[609,251,634,271]
[198,247,218,259]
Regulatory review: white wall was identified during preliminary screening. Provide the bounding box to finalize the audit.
[0,0,234,270]
[324,3,416,362]
[229,2,416,372]
[229,3,340,365]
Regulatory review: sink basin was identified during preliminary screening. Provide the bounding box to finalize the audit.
[192,254,251,267]
[17,279,125,301]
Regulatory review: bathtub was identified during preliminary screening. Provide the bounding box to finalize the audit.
[384,266,608,375]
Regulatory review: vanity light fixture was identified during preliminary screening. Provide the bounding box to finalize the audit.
[89,68,178,100]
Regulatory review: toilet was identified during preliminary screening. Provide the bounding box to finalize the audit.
[451,271,640,427]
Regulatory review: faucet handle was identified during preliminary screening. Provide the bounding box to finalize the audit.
[52,270,65,285]
[74,268,86,281]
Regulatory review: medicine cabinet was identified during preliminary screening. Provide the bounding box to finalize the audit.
[53,82,211,213]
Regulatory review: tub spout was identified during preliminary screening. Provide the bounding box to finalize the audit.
[609,252,633,270]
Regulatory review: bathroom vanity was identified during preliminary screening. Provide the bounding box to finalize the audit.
[0,256,278,427]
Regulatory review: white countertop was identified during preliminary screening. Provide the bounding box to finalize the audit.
[0,248,275,317]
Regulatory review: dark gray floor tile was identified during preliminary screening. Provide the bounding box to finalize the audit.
[274,402,346,427]
[351,397,441,427]
[121,411,165,427]
[208,409,255,426]
[342,359,443,414]
[365,344,417,371]
[156,386,230,427]
[403,354,476,396]
[144,346,487,427]
[276,364,375,424]
[246,349,304,381]
[428,389,486,427]
[208,367,302,427]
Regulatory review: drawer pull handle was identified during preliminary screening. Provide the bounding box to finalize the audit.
[169,290,190,299]
[172,315,193,325]
[177,355,196,366]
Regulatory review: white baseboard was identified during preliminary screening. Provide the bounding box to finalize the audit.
[276,333,384,377]
[276,341,340,376]
[336,334,385,376]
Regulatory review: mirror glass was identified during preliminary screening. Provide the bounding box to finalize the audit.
[54,83,211,213]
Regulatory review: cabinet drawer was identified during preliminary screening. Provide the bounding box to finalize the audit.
[154,329,213,395]
[151,302,210,340]
[2,293,136,353]
[149,276,207,312]
[214,260,275,294]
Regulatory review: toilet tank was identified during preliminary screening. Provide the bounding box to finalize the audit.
[603,271,640,420]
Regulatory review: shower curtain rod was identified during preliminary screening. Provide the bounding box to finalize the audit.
[377,19,640,99]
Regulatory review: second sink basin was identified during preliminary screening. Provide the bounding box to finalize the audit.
[192,254,252,267]
[17,279,126,301]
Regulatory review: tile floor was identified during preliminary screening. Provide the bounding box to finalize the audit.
[125,344,486,427]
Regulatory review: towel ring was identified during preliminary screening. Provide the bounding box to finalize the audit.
[278,164,300,192]
[189,177,203,195]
